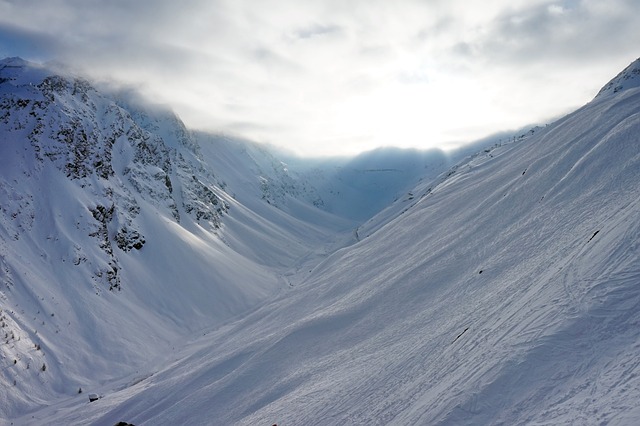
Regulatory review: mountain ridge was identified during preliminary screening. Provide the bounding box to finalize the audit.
[596,57,640,98]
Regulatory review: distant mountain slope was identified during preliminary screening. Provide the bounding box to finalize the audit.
[29,58,640,425]
[285,147,450,222]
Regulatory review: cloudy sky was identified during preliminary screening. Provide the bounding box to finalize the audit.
[1,0,639,156]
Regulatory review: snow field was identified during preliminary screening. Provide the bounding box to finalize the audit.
[2,57,640,425]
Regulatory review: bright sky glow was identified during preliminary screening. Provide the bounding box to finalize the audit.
[1,0,639,156]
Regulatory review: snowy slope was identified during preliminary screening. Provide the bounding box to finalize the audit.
[353,127,543,241]
[596,58,640,97]
[0,57,273,417]
[0,57,360,419]
[0,56,460,421]
[3,56,640,425]
[14,58,640,425]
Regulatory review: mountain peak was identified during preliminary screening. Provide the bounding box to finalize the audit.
[595,57,640,98]
[0,56,29,66]
[0,56,50,86]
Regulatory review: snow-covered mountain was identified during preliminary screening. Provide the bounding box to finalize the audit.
[0,56,453,420]
[596,58,640,97]
[2,56,640,425]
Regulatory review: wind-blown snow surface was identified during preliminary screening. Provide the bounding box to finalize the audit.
[3,57,640,425]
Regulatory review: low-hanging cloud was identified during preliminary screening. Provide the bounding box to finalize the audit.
[1,0,639,156]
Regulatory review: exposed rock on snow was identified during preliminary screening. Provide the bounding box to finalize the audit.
[596,57,640,97]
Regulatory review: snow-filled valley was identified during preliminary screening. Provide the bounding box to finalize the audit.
[1,56,640,425]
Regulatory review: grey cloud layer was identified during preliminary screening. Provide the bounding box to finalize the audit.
[1,0,639,155]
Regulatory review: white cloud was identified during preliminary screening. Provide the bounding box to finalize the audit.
[1,0,640,156]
